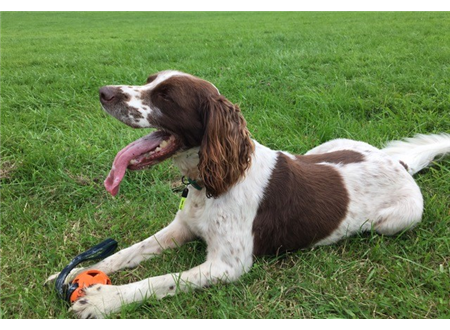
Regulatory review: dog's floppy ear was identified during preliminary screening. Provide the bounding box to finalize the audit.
[198,95,254,198]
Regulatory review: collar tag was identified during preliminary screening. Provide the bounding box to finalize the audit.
[179,187,189,211]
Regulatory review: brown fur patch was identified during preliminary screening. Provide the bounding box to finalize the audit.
[300,150,365,164]
[399,160,409,171]
[143,75,218,148]
[145,75,254,198]
[252,150,365,256]
[198,96,254,198]
[146,74,158,84]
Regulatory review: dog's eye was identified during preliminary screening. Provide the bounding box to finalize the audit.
[154,85,174,102]
[160,91,173,102]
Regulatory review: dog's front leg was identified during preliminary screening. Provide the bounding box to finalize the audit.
[46,217,195,284]
[91,217,195,274]
[71,258,243,318]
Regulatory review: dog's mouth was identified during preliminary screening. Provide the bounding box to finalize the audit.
[104,130,182,196]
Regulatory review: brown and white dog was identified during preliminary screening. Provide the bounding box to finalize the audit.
[49,70,450,318]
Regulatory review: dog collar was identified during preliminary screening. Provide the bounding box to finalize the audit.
[182,176,203,191]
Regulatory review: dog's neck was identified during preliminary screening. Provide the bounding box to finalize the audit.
[172,147,201,182]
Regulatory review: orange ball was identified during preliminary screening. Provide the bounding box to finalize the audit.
[69,270,111,303]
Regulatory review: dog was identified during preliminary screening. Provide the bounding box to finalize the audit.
[48,70,450,318]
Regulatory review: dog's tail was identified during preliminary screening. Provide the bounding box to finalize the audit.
[382,133,450,175]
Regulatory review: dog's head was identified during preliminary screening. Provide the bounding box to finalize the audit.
[100,70,254,198]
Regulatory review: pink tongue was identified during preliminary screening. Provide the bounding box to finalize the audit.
[104,132,165,196]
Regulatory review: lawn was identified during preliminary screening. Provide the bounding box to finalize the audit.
[1,12,449,319]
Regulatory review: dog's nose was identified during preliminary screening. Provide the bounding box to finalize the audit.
[99,86,117,103]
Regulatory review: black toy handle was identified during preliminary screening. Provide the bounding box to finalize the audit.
[55,238,118,302]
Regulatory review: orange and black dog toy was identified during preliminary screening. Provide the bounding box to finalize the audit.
[55,238,118,304]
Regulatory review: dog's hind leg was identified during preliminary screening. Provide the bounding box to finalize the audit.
[373,186,423,236]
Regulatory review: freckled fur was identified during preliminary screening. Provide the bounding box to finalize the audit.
[51,70,450,318]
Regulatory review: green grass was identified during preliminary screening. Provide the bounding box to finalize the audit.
[1,12,449,319]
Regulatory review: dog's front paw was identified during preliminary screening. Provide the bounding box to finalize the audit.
[70,284,122,319]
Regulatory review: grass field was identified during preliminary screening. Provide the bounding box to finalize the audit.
[1,12,449,319]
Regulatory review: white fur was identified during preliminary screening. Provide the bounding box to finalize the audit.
[48,71,450,318]
[382,133,450,175]
[305,139,423,243]
[65,141,277,318]
[62,134,449,318]
[107,71,190,128]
